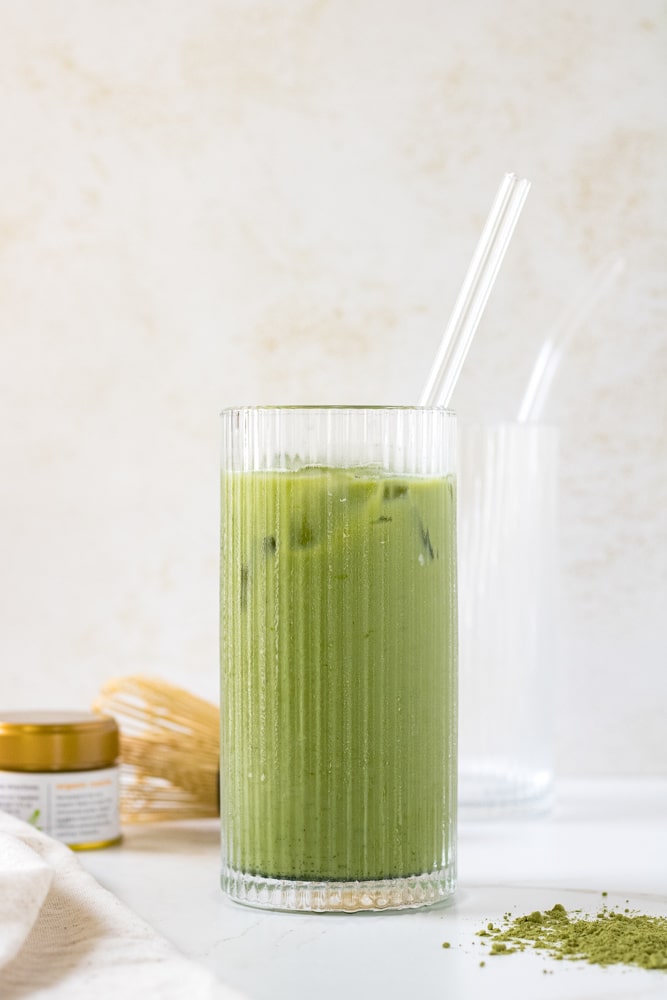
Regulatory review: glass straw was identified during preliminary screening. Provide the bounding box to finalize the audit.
[419,172,531,408]
[517,254,625,423]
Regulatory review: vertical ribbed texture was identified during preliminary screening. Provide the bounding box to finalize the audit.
[220,407,457,911]
[458,422,558,812]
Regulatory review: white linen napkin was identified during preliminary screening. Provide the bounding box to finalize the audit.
[0,810,244,999]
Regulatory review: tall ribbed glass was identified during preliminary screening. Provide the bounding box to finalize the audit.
[219,407,457,912]
[458,421,559,814]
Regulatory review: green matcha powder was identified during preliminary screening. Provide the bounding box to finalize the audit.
[466,902,667,970]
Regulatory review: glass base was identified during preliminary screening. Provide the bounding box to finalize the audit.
[458,763,553,817]
[221,865,456,913]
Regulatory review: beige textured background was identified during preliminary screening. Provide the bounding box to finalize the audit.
[1,1,665,774]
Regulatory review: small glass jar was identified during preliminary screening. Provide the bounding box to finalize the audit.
[0,711,121,849]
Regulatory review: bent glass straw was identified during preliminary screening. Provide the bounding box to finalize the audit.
[517,254,625,423]
[420,172,531,409]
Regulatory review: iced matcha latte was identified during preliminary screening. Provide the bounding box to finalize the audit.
[219,408,457,911]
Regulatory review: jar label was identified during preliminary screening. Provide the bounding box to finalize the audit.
[0,767,120,846]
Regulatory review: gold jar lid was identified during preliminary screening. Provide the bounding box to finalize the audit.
[0,711,119,772]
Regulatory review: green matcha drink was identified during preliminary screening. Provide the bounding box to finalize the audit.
[219,408,457,912]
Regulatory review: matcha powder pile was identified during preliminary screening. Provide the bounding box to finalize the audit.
[474,903,667,970]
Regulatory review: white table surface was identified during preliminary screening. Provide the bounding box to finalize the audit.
[80,778,667,1000]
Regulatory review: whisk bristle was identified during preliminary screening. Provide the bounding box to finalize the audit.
[94,676,219,824]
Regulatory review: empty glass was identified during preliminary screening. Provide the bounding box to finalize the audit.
[457,421,559,815]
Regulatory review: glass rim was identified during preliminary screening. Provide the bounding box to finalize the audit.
[220,405,456,416]
[457,417,559,431]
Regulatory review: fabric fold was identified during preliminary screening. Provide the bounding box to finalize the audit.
[0,811,244,999]
[0,826,54,967]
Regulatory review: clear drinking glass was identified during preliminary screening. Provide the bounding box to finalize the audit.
[457,421,559,815]
[219,406,458,912]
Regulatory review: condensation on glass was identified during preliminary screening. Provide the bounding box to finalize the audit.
[219,407,458,912]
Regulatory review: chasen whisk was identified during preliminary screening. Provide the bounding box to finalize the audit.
[94,675,219,824]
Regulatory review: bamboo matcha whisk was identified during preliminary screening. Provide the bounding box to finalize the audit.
[94,676,219,824]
